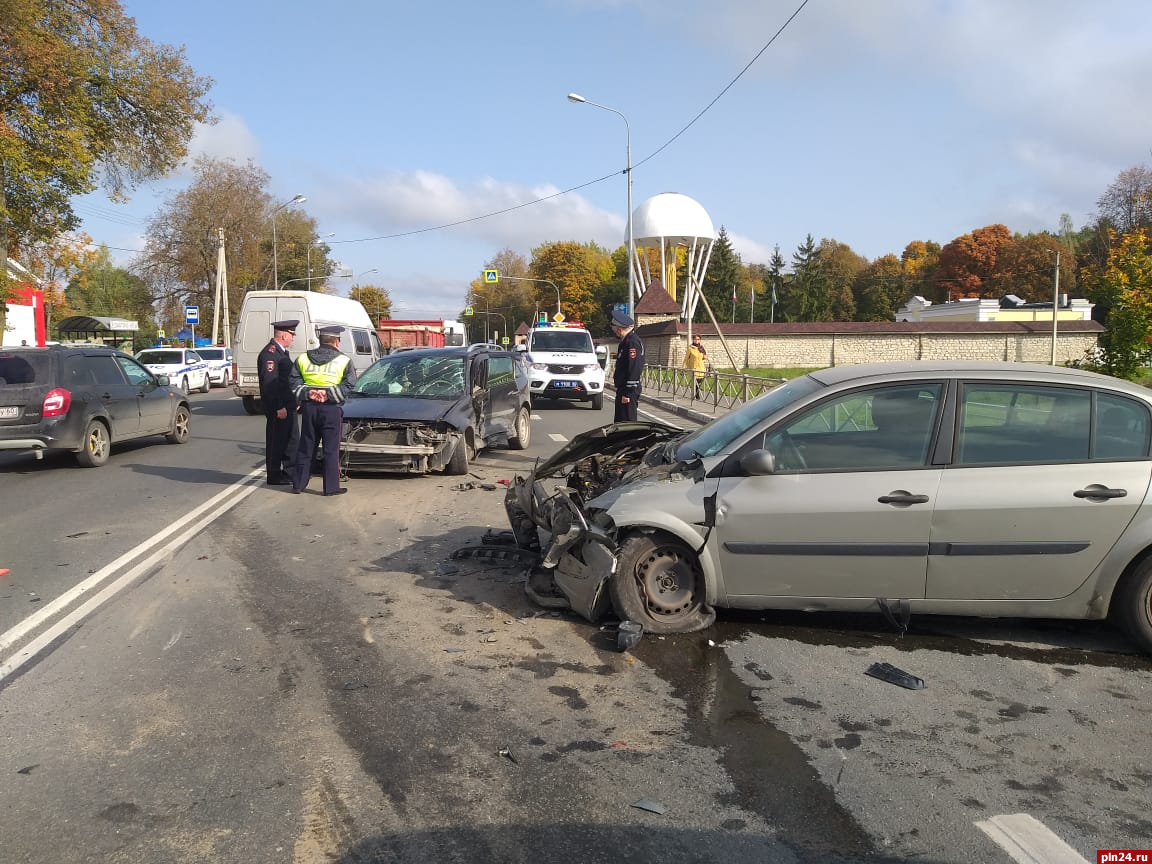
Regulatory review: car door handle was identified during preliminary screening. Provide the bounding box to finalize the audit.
[1073,486,1127,500]
[877,493,930,505]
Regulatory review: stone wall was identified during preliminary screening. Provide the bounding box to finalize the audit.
[647,331,1099,369]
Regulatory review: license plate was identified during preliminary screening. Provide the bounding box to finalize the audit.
[0,406,18,419]
[554,381,580,389]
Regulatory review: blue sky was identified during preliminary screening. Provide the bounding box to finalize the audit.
[77,0,1152,320]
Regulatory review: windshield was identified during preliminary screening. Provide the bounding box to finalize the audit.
[136,350,183,365]
[198,349,225,360]
[675,375,824,460]
[530,330,594,353]
[353,354,466,399]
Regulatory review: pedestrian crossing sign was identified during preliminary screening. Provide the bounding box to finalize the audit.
[484,269,498,284]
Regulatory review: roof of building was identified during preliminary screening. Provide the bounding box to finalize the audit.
[634,281,681,314]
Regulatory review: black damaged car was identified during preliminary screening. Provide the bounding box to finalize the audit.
[341,345,531,475]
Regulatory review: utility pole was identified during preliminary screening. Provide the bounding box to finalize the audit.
[212,228,230,346]
[1050,250,1060,366]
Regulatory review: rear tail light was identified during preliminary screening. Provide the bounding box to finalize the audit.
[43,388,72,418]
[231,361,238,381]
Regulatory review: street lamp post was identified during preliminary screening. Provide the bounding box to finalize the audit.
[496,275,561,318]
[568,92,633,317]
[353,269,379,305]
[1051,250,1061,366]
[307,232,335,290]
[271,193,306,290]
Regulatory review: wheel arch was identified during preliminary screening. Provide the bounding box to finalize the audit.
[612,517,723,607]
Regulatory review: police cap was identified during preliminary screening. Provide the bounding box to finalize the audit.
[272,319,299,334]
[610,310,634,328]
[317,325,343,337]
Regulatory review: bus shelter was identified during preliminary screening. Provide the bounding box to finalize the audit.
[54,316,140,351]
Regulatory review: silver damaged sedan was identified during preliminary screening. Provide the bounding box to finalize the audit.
[504,360,1152,652]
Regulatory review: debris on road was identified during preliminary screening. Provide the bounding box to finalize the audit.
[631,799,667,815]
[498,747,518,765]
[617,620,643,652]
[865,661,924,690]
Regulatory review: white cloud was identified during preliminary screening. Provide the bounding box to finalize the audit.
[185,110,261,166]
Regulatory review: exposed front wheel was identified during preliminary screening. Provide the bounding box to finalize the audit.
[445,436,470,475]
[166,404,191,444]
[509,406,531,450]
[76,419,111,468]
[1112,559,1152,654]
[609,533,716,634]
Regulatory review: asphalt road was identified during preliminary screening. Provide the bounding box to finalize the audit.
[1,389,1150,863]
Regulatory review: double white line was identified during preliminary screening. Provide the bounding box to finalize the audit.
[0,467,264,686]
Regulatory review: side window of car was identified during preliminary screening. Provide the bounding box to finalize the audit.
[87,355,128,387]
[488,355,514,387]
[1095,393,1151,459]
[350,329,372,355]
[187,352,201,363]
[115,356,154,386]
[956,384,1090,465]
[61,355,96,386]
[764,383,942,471]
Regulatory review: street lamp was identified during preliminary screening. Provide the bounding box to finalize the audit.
[307,232,335,290]
[497,275,561,318]
[354,269,379,304]
[271,193,306,290]
[568,92,633,317]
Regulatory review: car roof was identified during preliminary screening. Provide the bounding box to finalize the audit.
[807,360,1150,397]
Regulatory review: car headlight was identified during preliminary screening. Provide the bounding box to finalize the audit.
[531,363,549,371]
[583,364,600,372]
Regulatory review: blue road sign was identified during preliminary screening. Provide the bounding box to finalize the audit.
[484,269,498,283]
[185,305,200,324]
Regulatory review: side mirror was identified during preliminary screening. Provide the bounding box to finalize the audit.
[739,449,776,476]
[155,374,170,386]
[595,345,608,368]
[514,344,528,353]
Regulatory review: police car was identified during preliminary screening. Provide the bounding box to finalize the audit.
[517,319,605,410]
[195,346,234,387]
[135,347,211,394]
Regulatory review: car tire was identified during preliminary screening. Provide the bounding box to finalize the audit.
[199,375,210,394]
[609,532,716,634]
[509,406,531,450]
[75,419,111,468]
[1112,558,1152,653]
[591,393,604,411]
[242,396,261,415]
[446,435,470,475]
[180,376,190,394]
[166,404,191,444]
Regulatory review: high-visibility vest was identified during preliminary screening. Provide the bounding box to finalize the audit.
[296,352,350,387]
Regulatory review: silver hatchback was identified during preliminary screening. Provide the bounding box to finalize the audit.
[505,360,1152,653]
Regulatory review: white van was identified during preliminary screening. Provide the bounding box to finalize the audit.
[233,290,385,414]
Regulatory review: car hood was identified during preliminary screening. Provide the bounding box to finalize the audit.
[528,420,683,479]
[342,394,461,424]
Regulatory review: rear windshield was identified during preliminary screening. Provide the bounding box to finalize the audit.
[0,353,50,386]
[137,350,184,365]
[529,330,594,353]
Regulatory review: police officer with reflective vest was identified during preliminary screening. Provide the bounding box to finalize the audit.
[610,310,644,421]
[258,319,301,485]
[289,326,357,496]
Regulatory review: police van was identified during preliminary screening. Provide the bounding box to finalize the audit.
[233,291,385,414]
[516,319,605,410]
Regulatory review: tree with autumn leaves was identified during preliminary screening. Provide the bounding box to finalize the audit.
[1,0,213,334]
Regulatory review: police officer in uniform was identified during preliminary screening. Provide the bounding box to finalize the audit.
[610,310,644,421]
[290,325,357,496]
[258,319,301,485]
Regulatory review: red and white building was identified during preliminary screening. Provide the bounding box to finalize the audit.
[3,258,46,347]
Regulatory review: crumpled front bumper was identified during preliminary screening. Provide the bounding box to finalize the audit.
[505,476,617,622]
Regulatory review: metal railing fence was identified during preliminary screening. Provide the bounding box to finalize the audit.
[639,363,785,411]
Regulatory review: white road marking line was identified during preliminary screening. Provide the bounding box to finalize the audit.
[0,467,264,681]
[530,414,542,420]
[975,814,1089,864]
[547,433,568,442]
